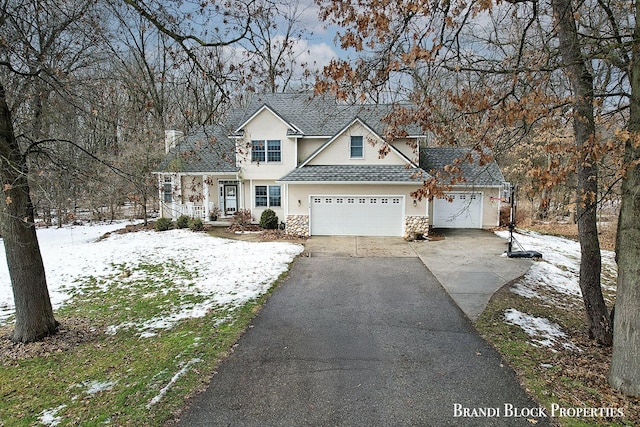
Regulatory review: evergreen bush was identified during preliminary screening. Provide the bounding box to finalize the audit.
[259,209,279,230]
[189,217,204,231]
[155,217,172,232]
[176,215,190,229]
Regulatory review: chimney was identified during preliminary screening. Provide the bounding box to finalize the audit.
[165,130,184,153]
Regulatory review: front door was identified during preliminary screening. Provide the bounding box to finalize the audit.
[224,185,237,216]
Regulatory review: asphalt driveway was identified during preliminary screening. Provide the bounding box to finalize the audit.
[175,255,549,426]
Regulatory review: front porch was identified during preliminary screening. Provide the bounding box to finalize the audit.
[160,202,238,221]
[158,174,241,220]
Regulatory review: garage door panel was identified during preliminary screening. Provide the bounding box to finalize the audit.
[432,193,482,228]
[311,196,403,236]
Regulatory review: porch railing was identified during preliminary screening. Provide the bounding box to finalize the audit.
[172,203,215,220]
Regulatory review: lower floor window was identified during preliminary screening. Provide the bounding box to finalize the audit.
[255,185,281,207]
[163,177,172,202]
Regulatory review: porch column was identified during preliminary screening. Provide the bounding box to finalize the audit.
[173,174,182,219]
[157,175,164,217]
[203,174,210,219]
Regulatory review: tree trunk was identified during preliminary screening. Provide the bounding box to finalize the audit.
[0,83,58,343]
[551,0,612,345]
[609,2,640,396]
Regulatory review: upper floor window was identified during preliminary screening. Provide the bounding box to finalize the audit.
[350,136,364,158]
[252,140,281,163]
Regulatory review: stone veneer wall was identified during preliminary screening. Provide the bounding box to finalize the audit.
[405,216,429,237]
[285,215,309,237]
[285,214,427,238]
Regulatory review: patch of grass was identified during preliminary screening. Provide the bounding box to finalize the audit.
[476,285,639,426]
[0,260,293,426]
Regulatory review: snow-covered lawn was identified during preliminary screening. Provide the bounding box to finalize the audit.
[495,229,617,351]
[0,222,304,332]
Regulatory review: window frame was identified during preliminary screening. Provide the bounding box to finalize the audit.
[163,177,172,203]
[350,136,364,159]
[251,140,265,162]
[255,185,281,207]
[251,139,281,163]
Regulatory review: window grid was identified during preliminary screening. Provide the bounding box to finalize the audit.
[251,141,265,162]
[267,140,281,162]
[252,140,281,163]
[255,185,268,207]
[350,136,364,158]
[163,177,172,203]
[255,185,281,207]
[269,186,281,207]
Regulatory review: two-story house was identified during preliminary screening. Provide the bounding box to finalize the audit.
[154,93,506,237]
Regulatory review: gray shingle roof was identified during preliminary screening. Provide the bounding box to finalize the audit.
[236,92,425,137]
[419,147,505,186]
[155,93,427,174]
[155,94,505,188]
[278,165,426,183]
[156,126,239,173]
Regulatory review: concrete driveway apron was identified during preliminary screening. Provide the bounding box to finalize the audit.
[175,241,549,426]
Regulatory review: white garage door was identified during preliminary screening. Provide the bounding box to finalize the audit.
[432,193,482,228]
[310,196,403,236]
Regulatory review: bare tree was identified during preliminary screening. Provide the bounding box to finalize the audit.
[609,1,640,397]
[0,0,104,342]
[237,0,315,93]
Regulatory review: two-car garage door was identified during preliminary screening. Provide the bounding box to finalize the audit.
[310,196,403,236]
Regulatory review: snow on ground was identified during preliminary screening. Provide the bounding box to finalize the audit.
[496,229,617,352]
[504,308,580,352]
[495,229,617,304]
[0,222,303,327]
[38,405,66,427]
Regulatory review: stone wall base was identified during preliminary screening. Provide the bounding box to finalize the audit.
[285,215,309,237]
[285,215,428,239]
[404,216,429,239]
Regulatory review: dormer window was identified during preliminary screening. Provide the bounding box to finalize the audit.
[350,136,364,159]
[252,140,281,163]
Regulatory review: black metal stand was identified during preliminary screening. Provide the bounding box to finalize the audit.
[506,185,542,259]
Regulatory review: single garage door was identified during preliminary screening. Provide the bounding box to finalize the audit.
[432,193,482,228]
[310,196,403,236]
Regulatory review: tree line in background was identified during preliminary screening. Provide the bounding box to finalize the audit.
[2,0,316,227]
[1,0,638,397]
